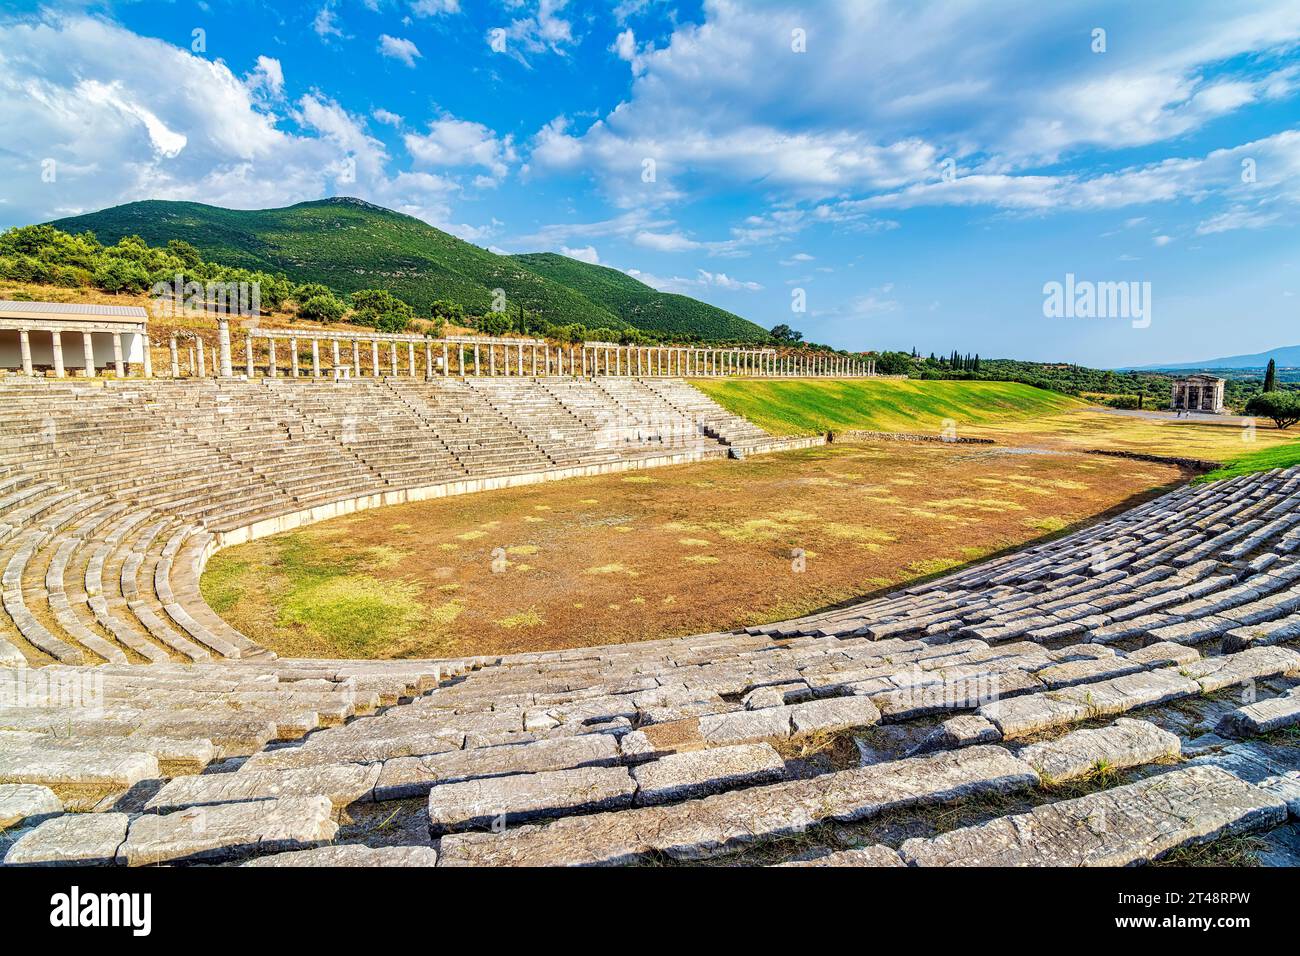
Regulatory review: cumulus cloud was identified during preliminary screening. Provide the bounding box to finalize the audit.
[404,116,517,181]
[0,14,492,236]
[560,245,600,264]
[526,0,1300,215]
[378,34,422,67]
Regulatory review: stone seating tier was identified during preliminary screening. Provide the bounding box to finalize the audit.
[2,378,1299,867]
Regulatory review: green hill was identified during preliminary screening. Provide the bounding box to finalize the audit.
[509,252,769,341]
[45,198,770,341]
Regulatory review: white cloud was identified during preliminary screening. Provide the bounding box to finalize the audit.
[378,34,422,67]
[697,270,762,291]
[313,5,343,39]
[411,0,461,14]
[244,56,284,98]
[404,116,517,181]
[527,0,1300,211]
[0,15,489,235]
[1195,206,1283,235]
[493,0,576,63]
[560,245,600,264]
[633,229,700,252]
[372,108,403,127]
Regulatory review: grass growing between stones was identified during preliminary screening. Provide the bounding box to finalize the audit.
[204,435,1193,658]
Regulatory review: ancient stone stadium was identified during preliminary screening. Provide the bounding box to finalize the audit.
[0,321,1297,870]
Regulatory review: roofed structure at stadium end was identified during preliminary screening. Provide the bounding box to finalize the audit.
[0,300,150,378]
[1170,374,1226,414]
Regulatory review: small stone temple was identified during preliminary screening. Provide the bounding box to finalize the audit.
[0,300,150,377]
[1170,374,1226,414]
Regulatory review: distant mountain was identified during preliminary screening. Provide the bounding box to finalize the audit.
[46,198,771,341]
[509,252,768,341]
[1125,345,1300,371]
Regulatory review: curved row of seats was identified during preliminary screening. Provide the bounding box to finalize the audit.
[0,376,785,668]
[2,378,1298,868]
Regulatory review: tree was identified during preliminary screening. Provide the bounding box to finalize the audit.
[1246,391,1300,429]
[1264,358,1277,393]
[298,294,345,324]
[431,300,465,325]
[476,312,513,336]
[769,323,803,344]
[350,289,415,332]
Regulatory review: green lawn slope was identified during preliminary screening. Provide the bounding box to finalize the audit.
[1198,439,1300,481]
[693,379,1082,435]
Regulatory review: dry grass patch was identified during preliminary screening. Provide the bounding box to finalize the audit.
[205,433,1191,658]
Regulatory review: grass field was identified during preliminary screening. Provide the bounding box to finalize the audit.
[203,439,1187,659]
[966,410,1300,463]
[692,379,1082,435]
[1199,440,1300,480]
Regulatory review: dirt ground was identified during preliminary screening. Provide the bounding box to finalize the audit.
[203,438,1191,660]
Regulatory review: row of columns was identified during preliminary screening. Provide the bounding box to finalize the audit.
[9,320,875,381]
[12,327,144,379]
[230,336,877,380]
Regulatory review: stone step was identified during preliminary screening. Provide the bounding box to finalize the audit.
[1216,687,1300,737]
[145,764,381,813]
[899,765,1286,866]
[374,733,619,800]
[437,745,1037,866]
[1015,718,1181,783]
[0,783,62,828]
[631,743,786,805]
[242,844,439,867]
[117,795,339,866]
[426,765,638,834]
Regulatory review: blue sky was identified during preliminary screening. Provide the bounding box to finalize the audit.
[1,1,1298,366]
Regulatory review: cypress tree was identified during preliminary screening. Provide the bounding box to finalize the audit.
[1264,358,1277,392]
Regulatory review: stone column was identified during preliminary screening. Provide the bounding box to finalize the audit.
[169,334,180,378]
[312,339,322,378]
[83,331,97,378]
[112,332,126,377]
[372,340,381,377]
[332,339,341,374]
[408,342,416,377]
[246,334,255,377]
[142,337,152,378]
[389,342,398,377]
[352,340,361,377]
[17,328,32,376]
[218,319,233,378]
[425,342,433,379]
[49,330,64,378]
[474,343,481,376]
[581,347,588,376]
[195,337,205,378]
[289,337,299,377]
[441,342,449,377]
